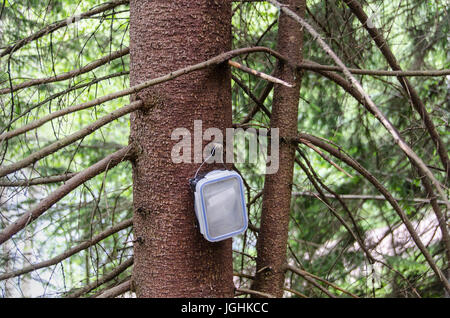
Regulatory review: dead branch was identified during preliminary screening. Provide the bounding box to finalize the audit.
[0,0,129,58]
[0,145,135,245]
[66,257,133,298]
[0,46,288,144]
[343,0,449,177]
[411,163,450,277]
[301,141,353,178]
[1,71,130,135]
[95,279,131,298]
[284,264,358,298]
[229,60,293,87]
[235,287,275,298]
[293,191,449,205]
[233,272,307,297]
[294,148,421,297]
[299,60,366,106]
[284,287,308,298]
[293,133,450,293]
[0,173,77,187]
[299,60,450,77]
[268,0,449,245]
[231,74,271,119]
[0,218,132,281]
[288,270,337,298]
[0,47,129,95]
[303,58,450,286]
[232,58,425,128]
[294,155,374,265]
[0,100,142,178]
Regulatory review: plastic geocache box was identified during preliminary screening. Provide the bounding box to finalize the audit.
[189,170,248,242]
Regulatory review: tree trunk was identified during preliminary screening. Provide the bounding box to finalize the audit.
[252,0,305,297]
[129,0,234,297]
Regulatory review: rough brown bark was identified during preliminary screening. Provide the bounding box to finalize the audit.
[252,0,305,297]
[129,0,234,297]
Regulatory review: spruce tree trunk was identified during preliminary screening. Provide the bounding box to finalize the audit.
[252,0,305,297]
[129,0,234,297]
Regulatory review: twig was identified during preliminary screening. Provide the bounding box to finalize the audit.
[0,100,142,178]
[294,156,375,266]
[229,60,293,87]
[267,0,449,215]
[66,257,133,298]
[0,0,129,58]
[236,81,274,126]
[293,132,450,293]
[343,0,449,178]
[301,141,353,178]
[0,219,132,281]
[284,287,308,298]
[1,71,130,135]
[0,46,288,143]
[0,47,129,95]
[0,145,135,245]
[95,279,131,298]
[235,287,275,298]
[231,74,272,119]
[293,191,449,205]
[299,60,450,77]
[0,173,77,187]
[285,264,358,298]
[303,60,367,110]
[289,270,337,298]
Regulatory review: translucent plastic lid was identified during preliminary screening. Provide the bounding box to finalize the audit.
[201,176,246,239]
[193,170,248,242]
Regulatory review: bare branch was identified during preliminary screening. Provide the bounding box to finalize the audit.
[0,0,130,58]
[66,257,133,298]
[0,100,143,178]
[233,272,308,297]
[1,71,130,135]
[0,47,129,95]
[303,60,367,110]
[284,287,308,298]
[229,60,293,87]
[235,287,275,298]
[0,219,132,281]
[268,0,449,238]
[294,147,421,297]
[231,74,271,119]
[0,145,135,245]
[286,268,337,298]
[301,56,450,290]
[0,46,287,143]
[294,155,374,265]
[293,191,449,205]
[0,173,77,187]
[285,264,358,298]
[299,60,450,77]
[301,140,353,178]
[293,133,450,293]
[343,0,449,177]
[95,279,131,298]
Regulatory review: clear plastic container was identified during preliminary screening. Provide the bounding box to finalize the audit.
[191,170,248,242]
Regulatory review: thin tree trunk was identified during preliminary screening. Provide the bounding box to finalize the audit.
[252,0,305,297]
[129,0,234,297]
